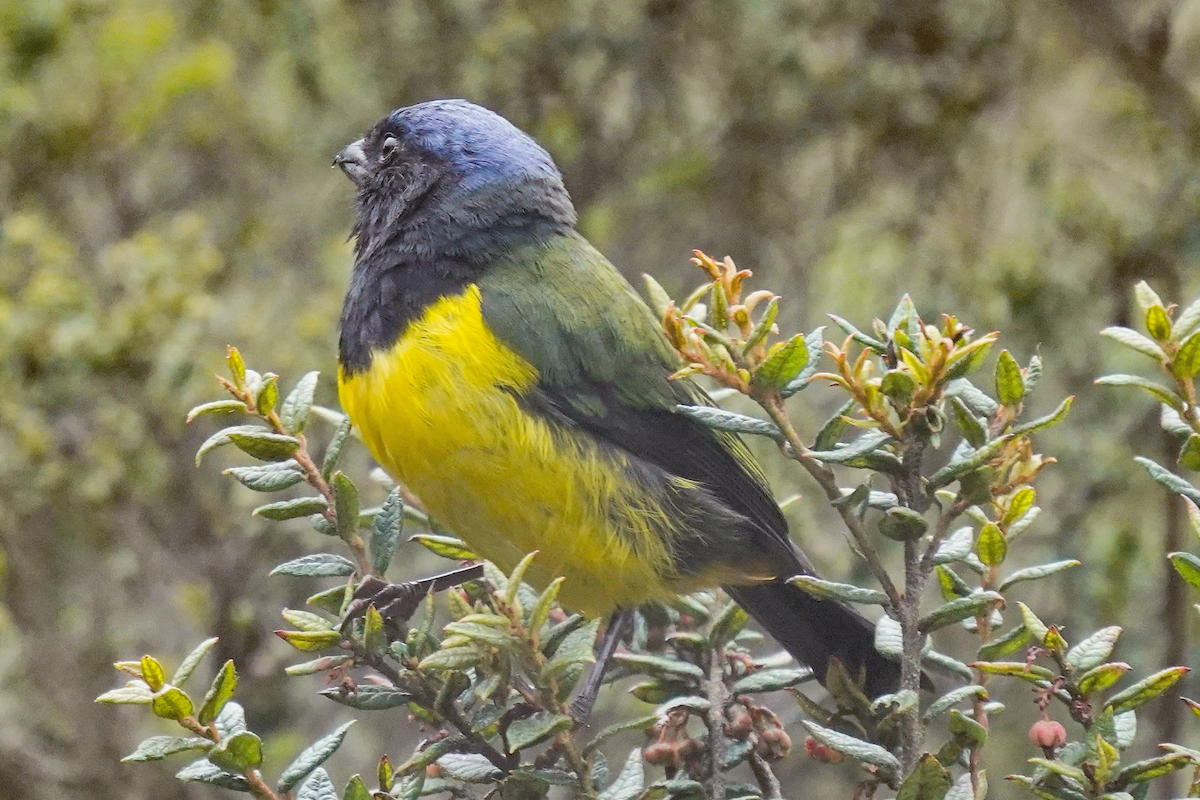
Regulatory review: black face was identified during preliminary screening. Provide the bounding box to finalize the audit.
[334,122,451,252]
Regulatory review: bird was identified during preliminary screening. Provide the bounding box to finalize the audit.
[332,99,899,702]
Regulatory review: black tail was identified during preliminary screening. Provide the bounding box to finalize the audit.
[726,579,901,697]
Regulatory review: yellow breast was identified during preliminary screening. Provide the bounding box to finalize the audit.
[336,285,680,615]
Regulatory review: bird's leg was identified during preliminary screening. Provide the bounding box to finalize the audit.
[569,608,634,723]
[340,564,486,636]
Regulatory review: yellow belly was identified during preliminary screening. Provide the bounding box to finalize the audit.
[337,284,682,616]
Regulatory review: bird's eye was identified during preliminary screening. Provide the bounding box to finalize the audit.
[381,135,399,159]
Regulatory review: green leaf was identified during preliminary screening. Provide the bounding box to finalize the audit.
[934,527,975,565]
[330,471,359,542]
[140,655,165,691]
[673,404,783,441]
[611,653,704,682]
[321,417,353,481]
[1147,304,1172,340]
[435,753,502,784]
[507,712,573,751]
[527,576,564,638]
[1135,456,1200,504]
[970,661,1055,684]
[275,629,342,652]
[1179,435,1200,471]
[443,620,520,652]
[281,371,320,434]
[880,507,929,541]
[875,615,903,657]
[544,617,601,675]
[1100,326,1167,360]
[807,430,894,465]
[254,496,328,521]
[897,753,951,800]
[1175,296,1200,339]
[176,758,251,791]
[1115,753,1193,785]
[923,685,988,721]
[888,294,919,336]
[214,701,247,738]
[789,575,888,604]
[419,644,486,671]
[642,274,673,316]
[370,489,403,575]
[270,554,356,577]
[800,720,901,775]
[1106,667,1189,715]
[948,709,988,749]
[1078,663,1131,695]
[599,749,645,800]
[187,399,248,423]
[282,608,335,632]
[198,660,237,726]
[1096,376,1183,410]
[1016,602,1050,642]
[813,399,855,450]
[731,667,812,694]
[583,714,659,757]
[208,730,263,773]
[995,350,1025,406]
[752,333,808,390]
[122,735,212,762]
[226,346,246,386]
[710,601,750,644]
[946,378,1000,417]
[195,424,271,466]
[950,398,988,447]
[277,721,356,794]
[977,624,1032,661]
[881,369,918,405]
[782,326,826,396]
[999,560,1080,591]
[286,655,353,676]
[976,523,1007,566]
[936,564,971,600]
[172,637,219,687]
[410,534,479,561]
[1066,627,1122,672]
[225,461,305,492]
[928,436,1011,490]
[255,373,279,416]
[1176,332,1200,381]
[829,314,887,352]
[321,686,410,710]
[1170,551,1200,589]
[151,686,193,720]
[227,430,301,462]
[1135,279,1164,312]
[342,774,371,800]
[297,768,338,800]
[308,583,352,616]
[919,593,1002,633]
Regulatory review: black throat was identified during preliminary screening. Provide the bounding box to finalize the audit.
[338,175,575,375]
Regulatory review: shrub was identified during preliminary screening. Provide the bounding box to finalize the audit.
[99,261,1200,800]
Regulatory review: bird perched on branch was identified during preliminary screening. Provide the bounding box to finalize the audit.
[333,99,899,704]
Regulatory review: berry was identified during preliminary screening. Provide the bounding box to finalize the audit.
[1029,719,1067,750]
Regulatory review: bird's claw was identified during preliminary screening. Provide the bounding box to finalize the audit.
[340,576,428,636]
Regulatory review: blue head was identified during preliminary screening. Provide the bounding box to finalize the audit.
[335,100,577,251]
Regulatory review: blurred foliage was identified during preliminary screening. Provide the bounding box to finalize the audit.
[9,0,1200,797]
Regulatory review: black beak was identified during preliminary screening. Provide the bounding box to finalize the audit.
[333,139,367,184]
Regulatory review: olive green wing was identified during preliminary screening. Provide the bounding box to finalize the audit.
[477,232,796,571]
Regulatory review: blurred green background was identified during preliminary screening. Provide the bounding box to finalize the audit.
[4,0,1200,797]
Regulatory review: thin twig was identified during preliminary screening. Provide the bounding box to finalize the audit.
[702,644,729,800]
[761,395,903,608]
[747,751,784,800]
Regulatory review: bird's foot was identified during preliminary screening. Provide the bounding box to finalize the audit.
[340,564,487,636]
